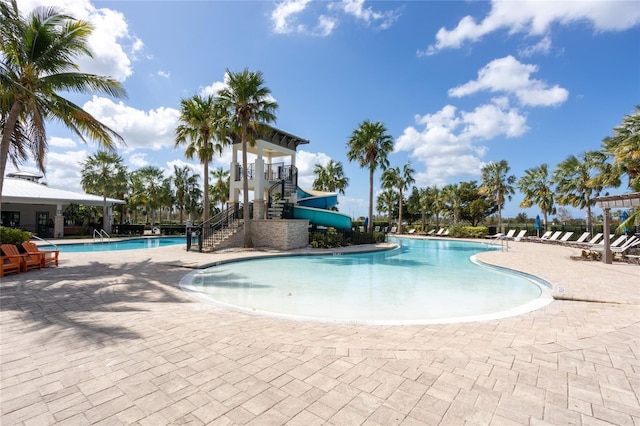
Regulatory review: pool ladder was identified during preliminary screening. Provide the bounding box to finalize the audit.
[93,229,111,243]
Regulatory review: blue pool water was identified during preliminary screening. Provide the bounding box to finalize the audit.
[181,237,553,324]
[42,236,186,252]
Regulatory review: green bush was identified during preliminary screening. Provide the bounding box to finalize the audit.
[0,226,32,245]
[447,224,487,238]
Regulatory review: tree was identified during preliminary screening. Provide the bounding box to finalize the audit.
[175,95,227,224]
[346,120,394,233]
[602,106,640,191]
[173,165,200,225]
[479,160,516,232]
[552,151,615,234]
[376,189,398,230]
[0,0,127,195]
[210,168,230,213]
[216,68,278,247]
[517,164,556,231]
[134,166,166,225]
[381,162,415,234]
[313,160,349,195]
[80,151,128,232]
[441,183,462,224]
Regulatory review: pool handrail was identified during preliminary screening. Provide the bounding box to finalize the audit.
[93,229,111,243]
[31,234,58,250]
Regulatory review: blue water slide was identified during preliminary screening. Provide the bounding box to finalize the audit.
[293,187,352,229]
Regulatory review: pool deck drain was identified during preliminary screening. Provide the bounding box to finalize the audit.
[1,237,639,425]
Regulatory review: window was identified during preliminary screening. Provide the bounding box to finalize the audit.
[1,211,20,227]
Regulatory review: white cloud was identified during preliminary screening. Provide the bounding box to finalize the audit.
[82,96,180,150]
[518,35,552,57]
[448,56,569,107]
[330,0,400,30]
[49,137,77,148]
[295,150,332,189]
[395,101,528,186]
[423,0,640,55]
[271,0,312,34]
[19,0,137,81]
[157,70,170,79]
[44,149,91,193]
[127,153,149,168]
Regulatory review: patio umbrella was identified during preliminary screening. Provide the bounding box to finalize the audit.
[621,210,629,234]
[535,214,541,237]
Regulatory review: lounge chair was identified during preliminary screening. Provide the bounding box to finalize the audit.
[538,231,553,240]
[21,241,59,268]
[408,228,416,234]
[1,255,22,277]
[434,228,445,236]
[487,232,504,239]
[571,233,604,248]
[442,229,449,236]
[588,235,634,251]
[541,231,563,243]
[503,229,516,239]
[589,236,640,255]
[557,232,574,243]
[0,244,42,272]
[512,230,527,241]
[572,232,591,245]
[426,229,435,235]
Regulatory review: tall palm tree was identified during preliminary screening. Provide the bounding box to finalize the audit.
[173,165,200,225]
[312,160,349,195]
[602,105,640,191]
[216,68,278,248]
[210,168,230,212]
[381,163,415,234]
[175,95,227,223]
[80,151,128,232]
[0,0,127,195]
[441,183,462,224]
[517,164,556,232]
[552,151,616,234]
[346,120,394,233]
[479,160,516,232]
[135,166,166,226]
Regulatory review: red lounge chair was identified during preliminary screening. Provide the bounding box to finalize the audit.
[22,241,59,268]
[0,244,42,272]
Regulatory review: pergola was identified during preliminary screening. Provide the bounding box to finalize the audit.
[594,192,640,264]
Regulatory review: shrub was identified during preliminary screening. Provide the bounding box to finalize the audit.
[447,224,487,238]
[0,226,32,245]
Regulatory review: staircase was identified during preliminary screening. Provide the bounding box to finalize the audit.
[268,170,297,219]
[187,205,243,252]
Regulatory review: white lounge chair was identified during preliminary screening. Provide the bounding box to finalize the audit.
[513,230,527,241]
[572,232,590,244]
[426,229,435,235]
[571,233,604,248]
[558,232,574,243]
[435,228,445,236]
[503,229,516,239]
[408,228,416,234]
[539,231,553,240]
[589,236,640,255]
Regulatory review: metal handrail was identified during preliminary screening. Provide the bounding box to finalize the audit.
[93,229,111,243]
[187,205,242,252]
[31,234,58,249]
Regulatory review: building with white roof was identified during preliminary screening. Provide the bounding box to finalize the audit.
[1,173,125,237]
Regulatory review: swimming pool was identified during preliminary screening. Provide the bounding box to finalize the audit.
[41,236,186,252]
[180,237,553,324]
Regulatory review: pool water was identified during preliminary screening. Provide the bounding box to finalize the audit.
[181,237,553,324]
[42,236,186,252]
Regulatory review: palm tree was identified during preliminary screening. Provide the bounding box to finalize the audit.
[517,164,556,232]
[602,106,640,191]
[479,160,516,232]
[216,68,278,248]
[381,163,415,234]
[0,0,127,195]
[346,120,394,233]
[173,165,200,225]
[210,168,230,212]
[80,151,128,233]
[552,151,616,234]
[376,188,398,231]
[312,160,349,195]
[175,95,227,224]
[441,183,462,224]
[135,166,166,226]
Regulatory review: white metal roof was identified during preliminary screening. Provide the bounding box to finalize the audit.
[1,178,125,206]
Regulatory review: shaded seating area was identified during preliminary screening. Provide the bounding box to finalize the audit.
[21,241,59,268]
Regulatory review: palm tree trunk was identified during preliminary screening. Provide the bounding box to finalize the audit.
[0,102,23,198]
[398,188,404,234]
[203,161,210,223]
[242,128,253,247]
[368,169,374,234]
[102,194,108,231]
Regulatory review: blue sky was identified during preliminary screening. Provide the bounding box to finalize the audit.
[13,0,640,220]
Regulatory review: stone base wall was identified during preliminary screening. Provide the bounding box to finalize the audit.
[251,219,309,250]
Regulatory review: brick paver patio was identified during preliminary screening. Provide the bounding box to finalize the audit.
[1,238,638,425]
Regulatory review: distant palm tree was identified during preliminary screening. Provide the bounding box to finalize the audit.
[479,160,516,232]
[0,0,127,195]
[173,165,200,225]
[313,160,349,195]
[381,162,415,234]
[602,105,640,191]
[175,95,228,223]
[346,120,394,233]
[210,168,230,213]
[376,188,398,231]
[135,166,166,226]
[552,151,615,234]
[80,151,128,232]
[517,164,556,232]
[216,68,278,248]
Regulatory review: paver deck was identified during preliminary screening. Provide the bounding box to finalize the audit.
[1,237,638,425]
